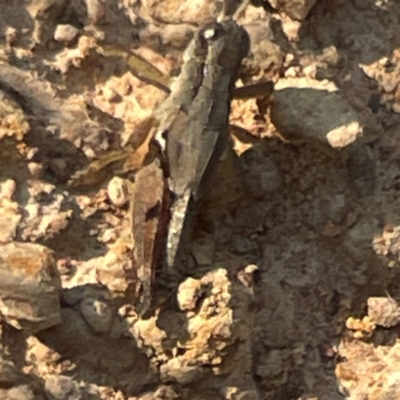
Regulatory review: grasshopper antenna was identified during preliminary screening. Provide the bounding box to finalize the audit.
[218,0,250,22]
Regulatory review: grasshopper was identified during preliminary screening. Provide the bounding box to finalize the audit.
[130,20,250,314]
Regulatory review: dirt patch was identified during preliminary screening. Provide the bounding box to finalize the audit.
[1,0,400,399]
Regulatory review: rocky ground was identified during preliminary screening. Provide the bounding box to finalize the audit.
[1,0,400,399]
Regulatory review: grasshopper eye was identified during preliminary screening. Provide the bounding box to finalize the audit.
[201,23,224,42]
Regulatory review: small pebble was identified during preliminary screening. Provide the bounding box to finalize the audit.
[107,177,128,207]
[27,162,43,179]
[0,179,16,200]
[54,24,79,44]
[177,277,202,311]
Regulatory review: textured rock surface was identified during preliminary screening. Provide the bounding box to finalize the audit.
[267,0,318,20]
[271,78,363,149]
[0,242,61,334]
[0,0,400,399]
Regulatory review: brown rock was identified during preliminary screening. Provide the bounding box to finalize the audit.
[271,78,363,149]
[0,242,61,334]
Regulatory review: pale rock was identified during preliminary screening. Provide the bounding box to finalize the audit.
[96,249,134,293]
[373,226,400,260]
[0,181,21,243]
[27,162,43,179]
[54,24,79,44]
[177,277,202,311]
[0,90,30,141]
[132,317,166,355]
[36,210,72,238]
[368,296,400,328]
[0,208,21,243]
[0,179,16,200]
[281,15,302,41]
[24,203,40,220]
[107,177,128,207]
[102,86,120,103]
